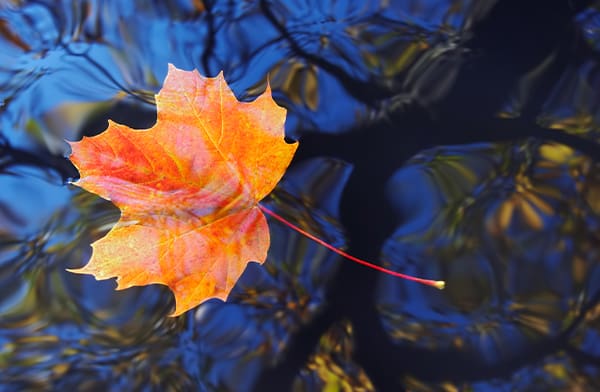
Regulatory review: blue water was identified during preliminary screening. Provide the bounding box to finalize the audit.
[1,1,600,391]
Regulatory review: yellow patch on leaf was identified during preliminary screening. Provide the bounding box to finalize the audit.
[68,64,298,316]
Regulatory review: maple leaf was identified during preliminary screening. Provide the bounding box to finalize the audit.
[68,64,298,316]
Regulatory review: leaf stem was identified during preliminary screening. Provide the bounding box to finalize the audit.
[258,204,445,289]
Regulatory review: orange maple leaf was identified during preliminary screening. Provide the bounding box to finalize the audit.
[68,64,298,316]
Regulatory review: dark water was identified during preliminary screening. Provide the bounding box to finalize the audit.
[1,1,600,391]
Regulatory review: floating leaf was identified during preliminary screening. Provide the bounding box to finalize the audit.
[68,64,298,316]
